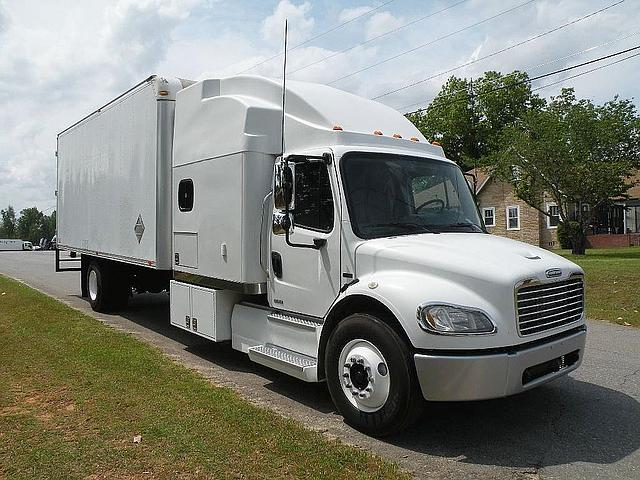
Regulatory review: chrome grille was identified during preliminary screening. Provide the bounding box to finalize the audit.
[516,277,584,336]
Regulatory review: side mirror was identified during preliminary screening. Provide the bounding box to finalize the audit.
[272,211,292,235]
[274,161,295,211]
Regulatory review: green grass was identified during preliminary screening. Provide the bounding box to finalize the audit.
[559,246,640,327]
[0,275,406,480]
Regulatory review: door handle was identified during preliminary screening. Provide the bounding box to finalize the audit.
[271,252,283,278]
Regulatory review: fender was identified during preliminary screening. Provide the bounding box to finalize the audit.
[322,270,515,355]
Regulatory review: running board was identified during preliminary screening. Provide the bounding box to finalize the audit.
[267,312,323,330]
[248,344,318,382]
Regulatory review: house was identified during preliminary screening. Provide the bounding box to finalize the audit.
[586,172,640,248]
[467,169,559,249]
[467,169,640,249]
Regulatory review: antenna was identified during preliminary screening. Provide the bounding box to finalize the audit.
[280,19,288,157]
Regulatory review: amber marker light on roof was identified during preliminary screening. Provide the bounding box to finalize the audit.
[373,130,383,136]
[410,137,420,142]
[393,133,402,138]
[332,125,343,131]
[431,141,442,146]
[158,90,169,96]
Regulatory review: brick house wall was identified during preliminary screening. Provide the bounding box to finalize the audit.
[475,176,559,249]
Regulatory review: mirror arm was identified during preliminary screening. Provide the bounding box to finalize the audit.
[285,228,323,250]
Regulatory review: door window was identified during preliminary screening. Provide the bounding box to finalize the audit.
[294,162,334,232]
[178,179,194,212]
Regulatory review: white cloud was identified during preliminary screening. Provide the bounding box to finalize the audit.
[0,2,8,35]
[364,11,403,41]
[0,0,639,213]
[262,0,315,46]
[103,0,200,87]
[0,0,201,212]
[338,5,371,23]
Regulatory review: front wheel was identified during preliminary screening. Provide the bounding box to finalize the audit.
[325,313,423,436]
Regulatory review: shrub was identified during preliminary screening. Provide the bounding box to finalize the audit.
[557,221,581,249]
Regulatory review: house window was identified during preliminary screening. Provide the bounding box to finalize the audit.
[506,205,520,230]
[483,207,495,227]
[547,203,560,229]
[178,179,194,212]
[294,161,334,232]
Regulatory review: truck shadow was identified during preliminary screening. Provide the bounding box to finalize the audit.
[116,293,336,412]
[387,376,640,470]
[114,294,639,470]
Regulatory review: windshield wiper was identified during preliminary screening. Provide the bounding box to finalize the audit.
[366,222,439,234]
[437,222,484,232]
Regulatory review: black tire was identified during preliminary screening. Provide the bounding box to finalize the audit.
[87,261,129,312]
[325,313,424,437]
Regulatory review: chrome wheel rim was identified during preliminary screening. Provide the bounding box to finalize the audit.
[88,269,98,302]
[338,339,390,413]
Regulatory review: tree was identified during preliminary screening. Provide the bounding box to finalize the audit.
[491,89,640,254]
[16,207,45,244]
[407,71,545,170]
[0,206,17,238]
[42,210,56,242]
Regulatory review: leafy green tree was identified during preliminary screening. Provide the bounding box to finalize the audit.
[1,206,17,238]
[42,210,56,242]
[16,207,45,244]
[407,71,544,170]
[491,89,640,254]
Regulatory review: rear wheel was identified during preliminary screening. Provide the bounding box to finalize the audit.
[86,261,129,312]
[325,313,424,437]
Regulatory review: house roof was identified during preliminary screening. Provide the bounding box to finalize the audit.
[626,172,640,199]
[466,168,640,201]
[465,167,492,193]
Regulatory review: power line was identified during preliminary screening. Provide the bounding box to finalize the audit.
[402,45,640,115]
[327,0,538,85]
[530,51,640,93]
[372,0,626,100]
[394,29,639,112]
[288,0,469,75]
[235,0,396,75]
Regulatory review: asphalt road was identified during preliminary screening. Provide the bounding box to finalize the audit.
[1,251,639,480]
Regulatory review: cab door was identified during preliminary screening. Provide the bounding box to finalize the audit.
[268,157,341,318]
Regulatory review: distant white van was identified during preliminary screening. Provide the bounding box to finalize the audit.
[0,239,32,251]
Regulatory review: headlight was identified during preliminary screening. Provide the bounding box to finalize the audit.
[417,303,496,335]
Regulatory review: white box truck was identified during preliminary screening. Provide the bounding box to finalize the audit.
[57,75,587,436]
[0,239,32,251]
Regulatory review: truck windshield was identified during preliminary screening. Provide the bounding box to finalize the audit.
[341,152,484,239]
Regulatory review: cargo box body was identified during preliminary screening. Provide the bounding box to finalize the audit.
[56,76,187,269]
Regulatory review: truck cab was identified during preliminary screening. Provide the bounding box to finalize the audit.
[169,76,586,435]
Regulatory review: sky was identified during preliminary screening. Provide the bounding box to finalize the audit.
[0,0,638,214]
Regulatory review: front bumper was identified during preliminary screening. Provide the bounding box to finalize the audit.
[414,327,586,401]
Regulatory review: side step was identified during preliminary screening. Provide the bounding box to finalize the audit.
[248,344,318,382]
[267,312,323,330]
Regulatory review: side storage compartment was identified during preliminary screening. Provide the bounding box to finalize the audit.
[169,280,241,342]
[170,280,191,331]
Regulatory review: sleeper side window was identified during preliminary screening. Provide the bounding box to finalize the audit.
[294,162,334,232]
[178,179,194,212]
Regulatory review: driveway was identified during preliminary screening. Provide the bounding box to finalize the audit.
[1,251,638,479]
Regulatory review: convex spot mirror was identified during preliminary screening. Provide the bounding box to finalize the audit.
[274,161,295,211]
[272,211,293,236]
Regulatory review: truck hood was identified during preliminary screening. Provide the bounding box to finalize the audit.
[354,233,581,289]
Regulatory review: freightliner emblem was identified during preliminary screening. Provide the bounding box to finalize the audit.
[545,268,562,278]
[134,214,145,243]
